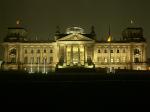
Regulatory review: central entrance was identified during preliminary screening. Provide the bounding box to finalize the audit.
[66,45,84,66]
[73,46,79,65]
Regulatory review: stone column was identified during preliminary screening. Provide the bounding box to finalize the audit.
[143,44,146,62]
[4,45,8,63]
[84,45,86,63]
[78,45,80,64]
[65,45,67,64]
[71,45,73,64]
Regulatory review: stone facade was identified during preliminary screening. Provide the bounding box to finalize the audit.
[1,26,148,73]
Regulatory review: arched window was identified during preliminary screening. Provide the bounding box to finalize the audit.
[10,48,16,55]
[134,49,140,55]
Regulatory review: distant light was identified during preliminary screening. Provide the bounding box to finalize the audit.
[107,36,111,42]
[16,20,20,25]
[0,61,3,65]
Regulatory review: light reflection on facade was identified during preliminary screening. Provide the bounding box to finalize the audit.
[1,25,148,73]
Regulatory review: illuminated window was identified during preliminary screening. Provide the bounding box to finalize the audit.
[104,58,107,62]
[137,66,141,70]
[98,49,101,53]
[116,59,120,62]
[111,58,114,62]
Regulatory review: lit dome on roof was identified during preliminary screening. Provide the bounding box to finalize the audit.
[66,27,84,34]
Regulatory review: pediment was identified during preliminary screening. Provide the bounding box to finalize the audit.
[57,34,93,41]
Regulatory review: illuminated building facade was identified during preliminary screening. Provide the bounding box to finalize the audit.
[1,24,148,73]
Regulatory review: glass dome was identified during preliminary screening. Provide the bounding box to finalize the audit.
[66,27,84,34]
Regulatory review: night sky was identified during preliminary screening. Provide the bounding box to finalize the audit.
[0,0,150,57]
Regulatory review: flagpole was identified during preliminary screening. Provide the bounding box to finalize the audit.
[107,25,112,73]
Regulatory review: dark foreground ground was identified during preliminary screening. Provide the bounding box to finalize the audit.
[1,70,150,104]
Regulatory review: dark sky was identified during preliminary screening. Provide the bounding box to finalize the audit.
[0,0,150,57]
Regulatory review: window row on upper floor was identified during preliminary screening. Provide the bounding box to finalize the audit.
[97,49,126,53]
[24,49,53,54]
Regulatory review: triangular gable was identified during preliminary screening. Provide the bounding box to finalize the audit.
[57,34,93,41]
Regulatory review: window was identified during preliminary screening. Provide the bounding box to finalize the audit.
[116,59,120,63]
[97,57,100,62]
[49,57,53,64]
[123,49,126,53]
[11,58,16,63]
[98,49,100,53]
[137,66,141,70]
[123,57,126,62]
[111,58,114,63]
[117,50,119,53]
[31,49,34,54]
[44,49,46,53]
[104,58,107,62]
[134,58,139,63]
[50,49,53,53]
[24,57,28,64]
[10,49,16,55]
[25,49,27,54]
[111,50,113,53]
[37,49,40,53]
[104,49,107,53]
[134,49,140,55]
[31,57,34,63]
[37,57,40,63]
[43,57,47,63]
